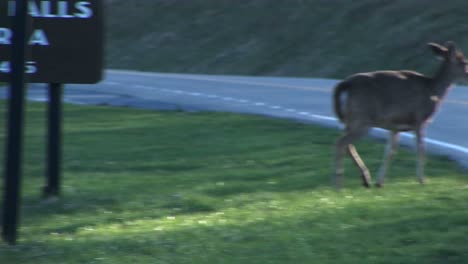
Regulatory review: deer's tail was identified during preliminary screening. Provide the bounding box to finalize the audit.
[333,81,350,122]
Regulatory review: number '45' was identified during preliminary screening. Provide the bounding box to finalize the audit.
[0,61,37,74]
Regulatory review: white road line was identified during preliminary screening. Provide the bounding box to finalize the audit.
[311,114,337,121]
[113,70,468,106]
[371,128,468,155]
[126,82,468,158]
[29,96,48,102]
[424,137,468,154]
[113,70,331,92]
[134,84,153,90]
[103,81,120,86]
[396,131,468,154]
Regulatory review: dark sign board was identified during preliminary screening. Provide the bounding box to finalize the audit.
[0,0,104,84]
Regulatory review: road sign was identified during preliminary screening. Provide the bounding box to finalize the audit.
[0,0,104,84]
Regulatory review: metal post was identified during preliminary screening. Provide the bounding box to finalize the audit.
[2,0,29,245]
[43,83,63,198]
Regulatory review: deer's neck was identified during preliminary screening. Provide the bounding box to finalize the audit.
[431,61,454,98]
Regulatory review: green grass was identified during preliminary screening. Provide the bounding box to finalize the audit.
[0,102,467,263]
[106,0,468,78]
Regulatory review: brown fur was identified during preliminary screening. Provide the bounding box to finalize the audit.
[333,42,468,189]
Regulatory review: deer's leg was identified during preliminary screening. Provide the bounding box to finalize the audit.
[334,127,368,189]
[376,132,399,187]
[347,144,371,188]
[415,128,426,184]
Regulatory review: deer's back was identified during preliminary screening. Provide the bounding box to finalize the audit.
[341,70,437,131]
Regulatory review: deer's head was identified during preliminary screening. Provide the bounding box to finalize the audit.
[428,41,468,82]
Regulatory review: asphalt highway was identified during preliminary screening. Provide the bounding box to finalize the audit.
[5,69,468,168]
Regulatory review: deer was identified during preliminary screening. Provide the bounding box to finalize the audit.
[333,41,468,189]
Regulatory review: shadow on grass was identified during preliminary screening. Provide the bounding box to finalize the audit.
[3,191,468,264]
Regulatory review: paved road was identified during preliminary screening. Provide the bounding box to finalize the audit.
[6,69,468,168]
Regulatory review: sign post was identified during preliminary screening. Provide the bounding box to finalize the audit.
[1,0,104,244]
[44,82,63,197]
[2,0,29,245]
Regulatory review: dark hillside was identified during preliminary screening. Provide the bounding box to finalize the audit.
[106,0,468,78]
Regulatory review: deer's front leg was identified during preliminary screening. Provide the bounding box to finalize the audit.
[415,128,426,184]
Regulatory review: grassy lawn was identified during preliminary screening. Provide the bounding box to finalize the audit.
[0,102,467,263]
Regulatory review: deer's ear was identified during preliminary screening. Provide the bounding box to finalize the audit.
[428,42,447,58]
[445,41,458,61]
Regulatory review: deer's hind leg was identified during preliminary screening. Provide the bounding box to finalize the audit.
[334,126,370,189]
[347,144,372,188]
[376,131,399,187]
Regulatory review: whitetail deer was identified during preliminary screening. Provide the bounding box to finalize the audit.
[333,41,468,189]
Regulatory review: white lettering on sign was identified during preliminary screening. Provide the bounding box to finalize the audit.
[0,61,37,74]
[7,1,93,19]
[1,1,96,48]
[29,29,49,46]
[74,2,93,18]
[58,1,74,18]
[0,28,49,46]
[27,1,39,17]
[38,1,56,18]
[7,1,15,16]
[0,28,12,45]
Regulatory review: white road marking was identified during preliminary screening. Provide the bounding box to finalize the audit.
[29,96,48,102]
[103,81,120,86]
[399,131,468,154]
[125,82,468,159]
[311,114,337,121]
[113,70,331,92]
[111,70,468,106]
[134,84,153,90]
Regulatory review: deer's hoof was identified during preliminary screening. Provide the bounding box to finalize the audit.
[362,181,371,188]
[375,182,384,188]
